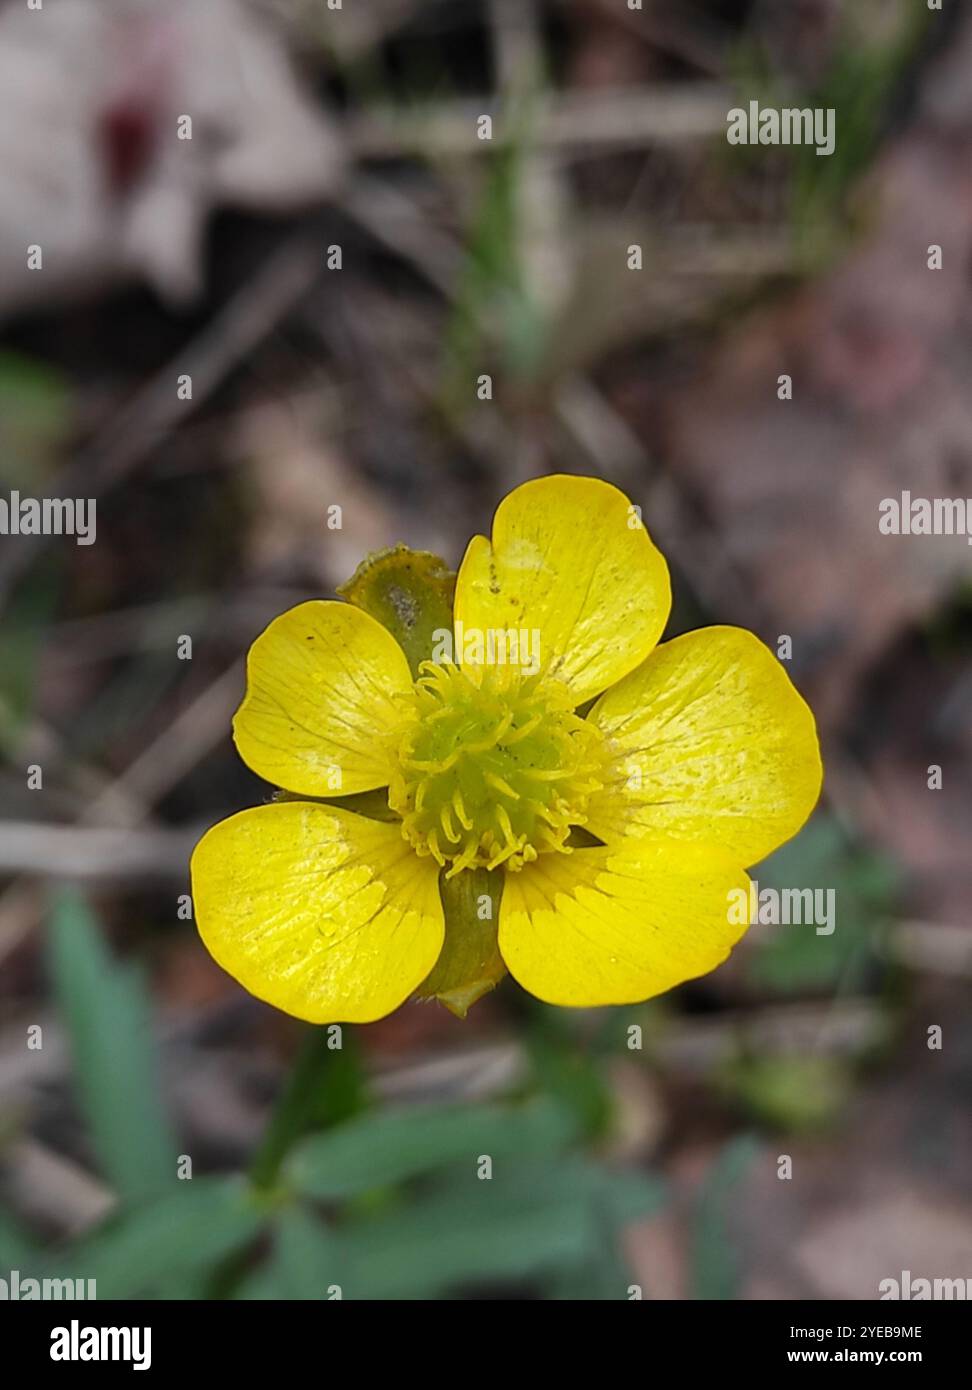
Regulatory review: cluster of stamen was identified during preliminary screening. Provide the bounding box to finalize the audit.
[388,662,606,876]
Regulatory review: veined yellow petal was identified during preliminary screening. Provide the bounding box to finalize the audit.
[499,838,750,1007]
[191,803,444,1023]
[453,475,670,705]
[587,626,823,865]
[233,601,413,796]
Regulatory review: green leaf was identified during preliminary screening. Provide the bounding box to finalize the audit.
[691,1134,760,1301]
[250,1027,366,1192]
[0,562,60,742]
[416,866,507,1016]
[47,889,176,1203]
[0,352,73,489]
[337,544,456,678]
[288,1097,577,1201]
[443,115,551,393]
[237,1206,344,1300]
[61,1177,266,1298]
[549,1166,667,1301]
[723,1054,851,1134]
[746,814,897,993]
[260,1106,664,1300]
[307,1030,369,1130]
[340,1158,659,1299]
[527,1012,614,1138]
[0,1207,38,1268]
[233,1263,290,1300]
[587,1166,666,1226]
[344,1164,592,1298]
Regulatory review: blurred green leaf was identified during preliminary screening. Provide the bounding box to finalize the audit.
[527,1013,614,1138]
[243,1157,662,1301]
[347,1178,586,1298]
[0,1207,38,1268]
[271,1092,664,1299]
[590,1166,666,1226]
[549,1164,666,1301]
[443,94,552,401]
[341,1157,658,1299]
[308,1031,368,1130]
[250,1027,366,1192]
[47,888,176,1203]
[288,1096,577,1201]
[237,1206,343,1300]
[746,814,897,993]
[233,1263,288,1301]
[692,1133,760,1301]
[0,562,60,742]
[730,10,930,267]
[60,1177,265,1298]
[724,1054,851,1134]
[790,6,929,263]
[0,352,73,489]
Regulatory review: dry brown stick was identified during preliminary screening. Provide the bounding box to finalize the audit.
[83,660,244,827]
[0,660,244,961]
[345,84,732,160]
[488,0,544,94]
[884,921,972,978]
[3,716,145,824]
[343,177,465,294]
[553,372,763,621]
[50,589,308,662]
[579,0,730,76]
[0,823,199,880]
[4,1138,116,1238]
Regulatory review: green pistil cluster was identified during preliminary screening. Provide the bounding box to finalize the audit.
[389,662,606,876]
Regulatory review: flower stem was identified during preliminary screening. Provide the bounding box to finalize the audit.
[249,1026,335,1191]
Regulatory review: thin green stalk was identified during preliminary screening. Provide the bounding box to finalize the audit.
[249,1026,336,1192]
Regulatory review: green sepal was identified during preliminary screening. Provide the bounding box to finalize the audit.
[271,787,398,823]
[337,544,456,678]
[417,867,507,1018]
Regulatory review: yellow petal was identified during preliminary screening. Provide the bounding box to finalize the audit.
[233,601,413,796]
[453,475,670,704]
[191,802,444,1023]
[499,839,750,1007]
[587,626,822,865]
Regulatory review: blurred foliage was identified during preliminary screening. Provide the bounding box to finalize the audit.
[48,891,177,1204]
[789,4,929,263]
[691,1133,761,1301]
[721,1055,852,1135]
[0,560,60,743]
[62,1178,264,1301]
[443,113,550,403]
[745,813,898,994]
[731,6,931,266]
[0,352,73,489]
[0,891,667,1300]
[526,1010,615,1141]
[0,353,72,738]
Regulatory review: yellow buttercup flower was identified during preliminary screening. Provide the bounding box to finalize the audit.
[191,476,822,1023]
